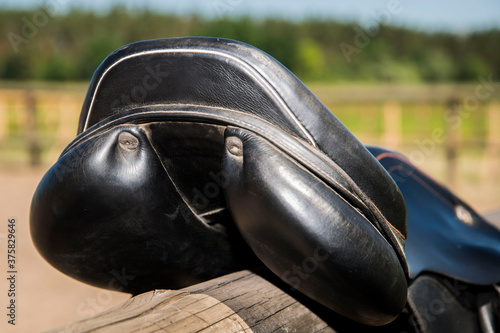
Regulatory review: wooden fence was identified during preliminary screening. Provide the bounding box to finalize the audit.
[0,88,82,166]
[0,87,499,192]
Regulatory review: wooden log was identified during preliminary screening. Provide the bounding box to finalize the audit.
[46,270,335,333]
[46,270,409,333]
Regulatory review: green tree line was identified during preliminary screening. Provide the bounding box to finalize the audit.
[0,7,499,82]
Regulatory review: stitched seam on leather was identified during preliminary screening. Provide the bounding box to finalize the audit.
[190,113,354,197]
[377,206,405,239]
[354,183,405,239]
[234,121,405,246]
[354,188,406,241]
[125,110,354,201]
[205,111,356,193]
[78,107,351,194]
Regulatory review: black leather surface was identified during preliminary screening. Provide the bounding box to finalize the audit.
[407,275,481,333]
[78,37,407,249]
[368,146,500,284]
[30,125,254,293]
[30,38,409,325]
[222,128,407,325]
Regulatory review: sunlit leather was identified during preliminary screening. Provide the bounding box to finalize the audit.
[30,37,408,325]
[369,146,500,284]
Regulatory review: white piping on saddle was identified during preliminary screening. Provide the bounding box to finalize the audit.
[82,48,317,147]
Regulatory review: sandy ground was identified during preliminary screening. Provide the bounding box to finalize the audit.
[0,166,499,333]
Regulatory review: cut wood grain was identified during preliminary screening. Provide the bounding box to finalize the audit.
[47,269,411,333]
[47,270,338,333]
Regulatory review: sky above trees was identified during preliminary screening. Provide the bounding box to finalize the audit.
[2,0,500,33]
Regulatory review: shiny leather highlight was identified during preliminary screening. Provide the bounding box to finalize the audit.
[30,126,251,293]
[223,128,407,325]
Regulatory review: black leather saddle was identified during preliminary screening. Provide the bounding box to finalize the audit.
[368,146,500,284]
[30,37,408,325]
[368,146,500,332]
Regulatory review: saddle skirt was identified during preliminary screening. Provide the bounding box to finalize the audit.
[30,37,408,325]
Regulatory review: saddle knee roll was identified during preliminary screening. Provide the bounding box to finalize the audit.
[222,128,407,326]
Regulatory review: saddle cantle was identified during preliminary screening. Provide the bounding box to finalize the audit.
[30,38,408,325]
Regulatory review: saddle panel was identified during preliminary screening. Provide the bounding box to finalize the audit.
[69,104,409,270]
[368,146,500,284]
[30,125,251,293]
[222,128,407,325]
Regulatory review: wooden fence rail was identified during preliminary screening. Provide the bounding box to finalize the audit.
[0,88,82,165]
[0,88,498,160]
[0,88,499,195]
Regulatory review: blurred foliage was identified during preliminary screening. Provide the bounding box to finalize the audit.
[0,7,499,82]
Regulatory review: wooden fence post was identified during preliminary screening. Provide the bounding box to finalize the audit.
[481,102,500,181]
[382,101,402,149]
[24,89,42,166]
[58,95,79,146]
[359,103,378,143]
[445,97,460,190]
[0,96,5,142]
